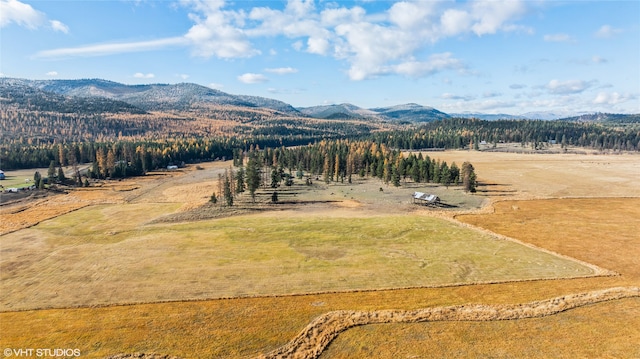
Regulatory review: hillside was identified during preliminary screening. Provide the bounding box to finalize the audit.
[298,103,381,120]
[560,113,640,123]
[0,79,146,115]
[2,78,301,114]
[370,103,451,122]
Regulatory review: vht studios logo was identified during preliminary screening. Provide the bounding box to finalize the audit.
[4,348,81,357]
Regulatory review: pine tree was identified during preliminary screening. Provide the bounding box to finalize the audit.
[48,160,56,183]
[236,167,245,193]
[33,171,42,187]
[461,162,477,193]
[57,166,66,183]
[223,176,233,206]
[246,152,261,202]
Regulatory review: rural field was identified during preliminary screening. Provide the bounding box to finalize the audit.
[1,149,639,358]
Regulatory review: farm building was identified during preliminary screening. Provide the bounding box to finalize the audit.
[412,192,440,206]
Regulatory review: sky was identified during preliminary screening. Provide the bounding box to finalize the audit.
[1,0,639,115]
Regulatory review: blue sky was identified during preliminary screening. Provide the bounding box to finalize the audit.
[1,0,638,115]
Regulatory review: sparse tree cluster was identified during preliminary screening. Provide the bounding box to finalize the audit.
[245,139,474,189]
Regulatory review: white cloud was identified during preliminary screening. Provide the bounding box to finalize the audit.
[208,82,224,89]
[441,93,475,101]
[593,92,635,105]
[178,74,190,80]
[469,0,527,36]
[36,37,187,58]
[543,33,572,42]
[49,19,69,33]
[265,67,298,75]
[473,99,517,111]
[134,72,155,79]
[291,40,304,51]
[46,71,58,76]
[390,53,465,78]
[388,1,437,30]
[440,9,473,36]
[182,0,259,58]
[0,0,45,28]
[32,0,537,82]
[0,0,69,33]
[320,6,365,27]
[546,79,594,95]
[483,91,502,98]
[595,25,623,39]
[592,56,608,64]
[237,73,268,84]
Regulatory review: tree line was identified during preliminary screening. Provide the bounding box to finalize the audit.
[371,118,640,151]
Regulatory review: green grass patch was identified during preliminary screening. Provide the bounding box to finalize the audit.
[1,206,596,310]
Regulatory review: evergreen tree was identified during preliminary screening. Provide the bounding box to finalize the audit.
[391,165,400,187]
[57,166,66,183]
[223,176,233,206]
[246,152,261,202]
[461,162,477,193]
[47,160,56,183]
[270,167,281,188]
[33,171,42,187]
[449,162,460,185]
[235,167,246,193]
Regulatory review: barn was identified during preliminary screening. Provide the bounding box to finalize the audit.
[412,192,440,206]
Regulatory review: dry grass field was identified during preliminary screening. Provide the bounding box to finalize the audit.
[1,150,639,358]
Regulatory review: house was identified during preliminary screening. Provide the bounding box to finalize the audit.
[412,192,441,206]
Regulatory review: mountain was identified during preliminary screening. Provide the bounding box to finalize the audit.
[450,112,529,121]
[369,103,450,122]
[2,78,300,115]
[298,103,381,120]
[0,78,147,114]
[559,113,640,123]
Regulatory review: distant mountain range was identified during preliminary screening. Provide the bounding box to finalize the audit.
[1,78,636,123]
[0,78,299,114]
[298,102,449,122]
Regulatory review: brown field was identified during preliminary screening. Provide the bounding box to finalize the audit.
[1,150,640,358]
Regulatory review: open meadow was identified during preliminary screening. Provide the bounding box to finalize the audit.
[1,149,639,358]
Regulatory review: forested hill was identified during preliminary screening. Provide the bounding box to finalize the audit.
[371,118,640,151]
[0,80,147,114]
[561,113,640,123]
[0,78,301,114]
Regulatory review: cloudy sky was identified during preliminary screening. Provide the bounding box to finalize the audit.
[1,0,638,114]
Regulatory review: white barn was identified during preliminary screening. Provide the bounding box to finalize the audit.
[412,192,440,206]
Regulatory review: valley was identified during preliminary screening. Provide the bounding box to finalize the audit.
[1,78,639,359]
[1,149,639,358]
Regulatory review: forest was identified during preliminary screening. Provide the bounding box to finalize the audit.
[1,103,638,175]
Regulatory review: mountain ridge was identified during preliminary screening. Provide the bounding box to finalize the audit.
[1,77,636,122]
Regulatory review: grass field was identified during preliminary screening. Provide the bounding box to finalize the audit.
[0,205,598,311]
[321,297,640,359]
[1,151,639,359]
